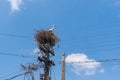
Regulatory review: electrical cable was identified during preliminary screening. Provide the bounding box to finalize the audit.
[55,59,120,64]
[66,68,74,80]
[66,58,120,64]
[0,52,35,58]
[0,33,32,39]
[63,31,120,42]
[66,43,120,52]
[1,32,120,51]
[4,72,28,80]
[0,31,120,40]
[52,70,57,80]
[0,70,21,79]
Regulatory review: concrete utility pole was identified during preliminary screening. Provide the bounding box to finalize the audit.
[62,53,65,80]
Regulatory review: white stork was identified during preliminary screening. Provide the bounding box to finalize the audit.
[48,24,56,31]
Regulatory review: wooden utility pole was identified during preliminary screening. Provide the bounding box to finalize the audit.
[62,53,65,80]
[38,45,52,80]
[35,27,59,80]
[44,52,50,80]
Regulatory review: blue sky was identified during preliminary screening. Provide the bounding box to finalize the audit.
[0,0,120,80]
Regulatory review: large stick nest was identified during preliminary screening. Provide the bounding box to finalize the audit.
[35,30,59,47]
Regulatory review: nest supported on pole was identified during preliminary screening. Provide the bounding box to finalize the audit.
[34,28,59,80]
[35,30,59,55]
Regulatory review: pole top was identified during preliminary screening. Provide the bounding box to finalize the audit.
[62,52,65,56]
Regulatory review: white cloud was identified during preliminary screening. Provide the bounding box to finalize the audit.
[8,0,23,13]
[65,53,103,76]
[112,65,119,70]
[99,69,104,73]
[34,48,40,54]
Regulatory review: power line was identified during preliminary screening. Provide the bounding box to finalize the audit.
[66,68,74,80]
[3,51,119,72]
[0,31,120,40]
[66,67,85,80]
[66,58,120,64]
[66,43,120,53]
[96,59,120,63]
[63,31,120,41]
[0,52,35,58]
[4,72,28,80]
[0,71,20,79]
[52,58,120,65]
[52,70,57,80]
[1,32,120,51]
[0,33,32,39]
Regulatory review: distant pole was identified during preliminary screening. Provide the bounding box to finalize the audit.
[62,53,65,80]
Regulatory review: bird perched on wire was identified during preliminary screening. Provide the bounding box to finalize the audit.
[48,24,56,31]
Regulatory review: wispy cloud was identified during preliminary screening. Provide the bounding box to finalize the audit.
[34,48,40,54]
[65,53,104,76]
[115,1,120,7]
[8,0,23,13]
[112,65,119,70]
[99,69,104,73]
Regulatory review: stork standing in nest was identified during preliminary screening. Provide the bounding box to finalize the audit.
[48,24,56,32]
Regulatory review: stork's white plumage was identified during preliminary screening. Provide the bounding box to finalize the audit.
[48,24,55,31]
